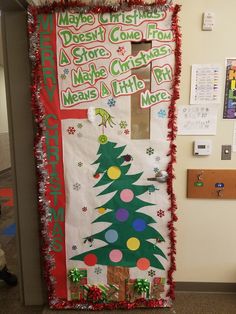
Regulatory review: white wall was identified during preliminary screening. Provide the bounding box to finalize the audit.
[175,0,236,283]
[0,65,10,171]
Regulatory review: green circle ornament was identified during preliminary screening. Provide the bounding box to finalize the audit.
[98,134,108,144]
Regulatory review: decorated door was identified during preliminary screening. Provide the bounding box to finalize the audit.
[28,0,181,310]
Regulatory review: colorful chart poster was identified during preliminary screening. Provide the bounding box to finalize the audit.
[28,1,181,310]
[223,58,236,119]
[190,64,222,105]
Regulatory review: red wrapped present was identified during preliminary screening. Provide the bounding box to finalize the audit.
[81,283,119,302]
[150,277,165,299]
[125,279,150,302]
[69,268,87,300]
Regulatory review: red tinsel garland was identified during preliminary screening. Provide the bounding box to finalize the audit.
[29,0,171,14]
[50,297,166,310]
[28,0,181,310]
[166,4,182,301]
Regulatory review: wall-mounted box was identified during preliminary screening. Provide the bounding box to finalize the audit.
[193,140,212,156]
[187,169,236,199]
[202,12,215,31]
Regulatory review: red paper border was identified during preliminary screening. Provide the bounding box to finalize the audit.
[28,1,181,309]
[35,12,68,298]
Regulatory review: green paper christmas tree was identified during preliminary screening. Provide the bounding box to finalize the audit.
[71,141,166,272]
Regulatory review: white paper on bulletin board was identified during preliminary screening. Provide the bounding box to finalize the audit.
[177,105,218,135]
[190,64,222,105]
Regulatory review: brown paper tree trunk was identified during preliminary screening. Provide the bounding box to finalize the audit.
[107,266,129,301]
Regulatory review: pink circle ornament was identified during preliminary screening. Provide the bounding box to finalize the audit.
[109,249,123,263]
[120,189,134,203]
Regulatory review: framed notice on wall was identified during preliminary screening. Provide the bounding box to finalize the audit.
[28,0,181,310]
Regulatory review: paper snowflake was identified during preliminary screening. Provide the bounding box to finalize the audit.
[60,73,66,80]
[157,210,165,218]
[78,162,83,167]
[124,129,130,135]
[107,98,116,107]
[77,123,83,129]
[119,120,128,129]
[63,68,69,75]
[67,126,76,135]
[148,269,156,277]
[82,206,87,212]
[73,183,81,191]
[94,267,102,275]
[117,46,126,56]
[146,147,154,155]
[157,109,167,118]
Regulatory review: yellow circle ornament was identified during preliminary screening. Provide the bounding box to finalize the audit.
[126,237,140,251]
[98,207,106,214]
[107,166,121,180]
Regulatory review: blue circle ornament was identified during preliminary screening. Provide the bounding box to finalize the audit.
[105,229,118,243]
[132,219,147,232]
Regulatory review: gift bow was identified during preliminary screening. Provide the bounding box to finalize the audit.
[87,285,106,302]
[68,268,84,283]
[134,279,150,295]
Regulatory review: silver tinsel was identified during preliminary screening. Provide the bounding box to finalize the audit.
[75,304,94,310]
[29,0,173,12]
[28,4,59,306]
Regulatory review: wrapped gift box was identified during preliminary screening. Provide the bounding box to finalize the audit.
[69,269,87,300]
[153,277,166,285]
[106,284,119,301]
[125,279,150,302]
[81,284,119,302]
[150,277,165,299]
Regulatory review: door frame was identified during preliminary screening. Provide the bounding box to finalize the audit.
[0,0,44,305]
